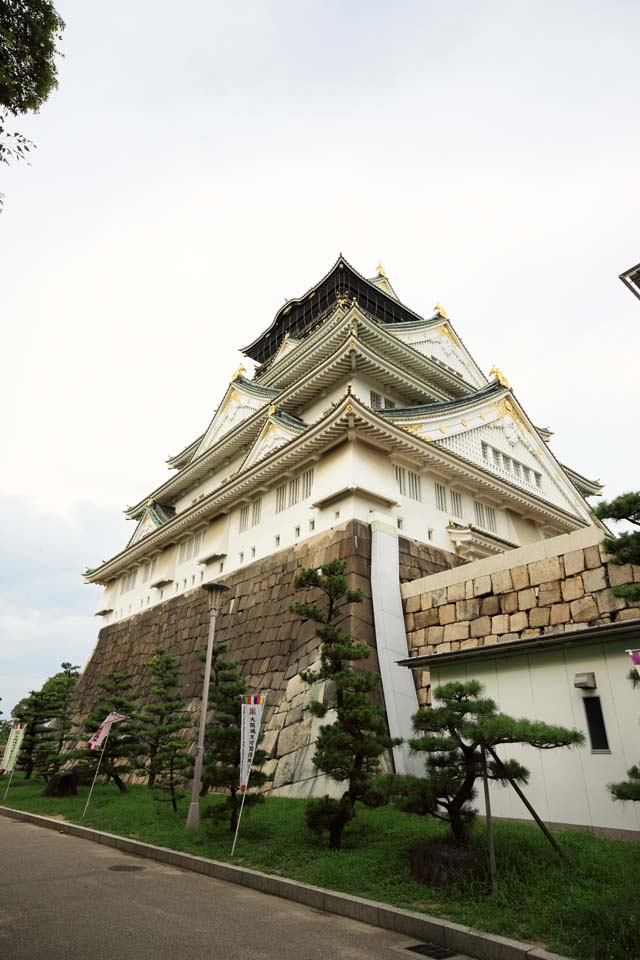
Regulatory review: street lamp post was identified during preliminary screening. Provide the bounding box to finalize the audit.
[186,580,230,829]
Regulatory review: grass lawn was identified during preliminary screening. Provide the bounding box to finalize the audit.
[2,776,638,960]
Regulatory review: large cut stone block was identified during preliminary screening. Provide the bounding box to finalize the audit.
[608,563,634,587]
[569,596,599,622]
[561,576,585,602]
[443,621,470,642]
[528,557,562,586]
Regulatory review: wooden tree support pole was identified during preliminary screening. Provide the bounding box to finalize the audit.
[481,746,498,893]
[485,745,569,865]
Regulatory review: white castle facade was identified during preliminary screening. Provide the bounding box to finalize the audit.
[86,256,602,625]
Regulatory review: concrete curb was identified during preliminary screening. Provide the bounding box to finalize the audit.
[0,805,572,960]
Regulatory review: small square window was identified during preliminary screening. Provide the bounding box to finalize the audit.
[427,528,434,540]
[294,526,300,538]
[275,535,280,547]
[334,510,340,519]
[309,520,315,532]
[251,546,256,558]
[239,552,244,564]
[219,562,224,573]
[397,517,403,530]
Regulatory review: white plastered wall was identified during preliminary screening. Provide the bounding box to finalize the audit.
[431,640,640,835]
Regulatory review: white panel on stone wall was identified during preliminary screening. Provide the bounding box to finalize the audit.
[370,512,424,777]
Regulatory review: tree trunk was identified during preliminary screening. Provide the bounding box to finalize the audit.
[329,794,354,850]
[148,771,156,789]
[107,767,127,793]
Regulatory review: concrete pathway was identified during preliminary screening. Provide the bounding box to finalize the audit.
[0,817,469,960]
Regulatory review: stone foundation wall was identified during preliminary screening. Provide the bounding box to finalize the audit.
[76,522,460,795]
[398,536,464,583]
[402,526,640,702]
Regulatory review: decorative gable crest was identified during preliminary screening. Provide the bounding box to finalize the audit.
[195,376,277,457]
[241,411,307,471]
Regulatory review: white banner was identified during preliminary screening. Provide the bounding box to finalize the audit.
[0,723,27,775]
[239,695,265,793]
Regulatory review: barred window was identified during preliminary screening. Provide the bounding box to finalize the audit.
[384,398,396,409]
[141,558,157,584]
[435,482,447,512]
[486,506,497,533]
[535,472,542,489]
[370,391,382,410]
[394,464,407,496]
[473,500,486,528]
[251,498,262,526]
[288,476,300,507]
[239,505,250,532]
[407,470,421,501]
[481,442,489,461]
[275,484,287,513]
[302,468,314,499]
[450,490,463,518]
[178,531,203,565]
[120,569,138,594]
[492,449,501,468]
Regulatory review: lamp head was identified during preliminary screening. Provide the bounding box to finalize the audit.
[202,580,231,612]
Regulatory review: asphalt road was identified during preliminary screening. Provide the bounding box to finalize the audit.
[0,817,468,960]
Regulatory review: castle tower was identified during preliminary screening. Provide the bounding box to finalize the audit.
[79,257,602,794]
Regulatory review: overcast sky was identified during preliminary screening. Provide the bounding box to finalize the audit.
[1,1,638,715]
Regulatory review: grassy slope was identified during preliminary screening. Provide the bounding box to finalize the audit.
[3,777,638,960]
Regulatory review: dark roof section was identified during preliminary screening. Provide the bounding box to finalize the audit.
[241,255,427,366]
[376,379,504,418]
[272,409,307,431]
[561,464,603,498]
[619,261,640,301]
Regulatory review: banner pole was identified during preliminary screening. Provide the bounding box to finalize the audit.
[82,730,110,820]
[231,788,248,857]
[3,767,16,803]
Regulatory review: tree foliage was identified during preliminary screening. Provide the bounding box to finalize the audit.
[78,670,139,794]
[32,661,79,779]
[400,680,584,842]
[132,647,191,809]
[202,641,267,832]
[0,0,65,203]
[291,559,398,850]
[13,687,54,779]
[594,492,640,603]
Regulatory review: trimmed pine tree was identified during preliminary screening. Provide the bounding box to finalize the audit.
[80,670,139,793]
[201,641,267,832]
[291,559,398,850]
[132,647,190,791]
[33,662,80,780]
[405,680,584,842]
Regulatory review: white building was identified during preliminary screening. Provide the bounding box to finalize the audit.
[86,256,601,625]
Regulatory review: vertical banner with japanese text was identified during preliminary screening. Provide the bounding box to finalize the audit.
[0,723,27,775]
[239,695,265,793]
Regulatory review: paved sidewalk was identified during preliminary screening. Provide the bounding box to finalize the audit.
[0,817,469,960]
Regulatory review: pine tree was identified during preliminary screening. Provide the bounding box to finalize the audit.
[33,662,80,780]
[201,641,267,832]
[593,492,640,602]
[290,559,398,850]
[14,688,55,780]
[80,670,139,793]
[132,647,191,808]
[404,680,584,842]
